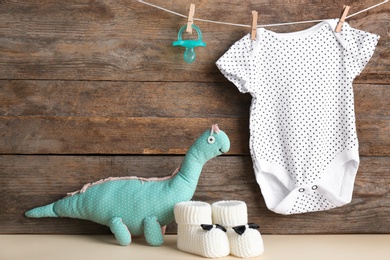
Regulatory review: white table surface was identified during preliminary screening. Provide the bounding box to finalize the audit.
[1,234,389,260]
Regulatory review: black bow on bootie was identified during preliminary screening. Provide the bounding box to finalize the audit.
[232,223,260,235]
[201,223,260,235]
[200,224,227,232]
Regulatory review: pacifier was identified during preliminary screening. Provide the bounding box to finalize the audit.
[172,24,206,64]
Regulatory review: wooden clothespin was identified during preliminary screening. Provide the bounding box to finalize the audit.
[335,5,350,33]
[251,11,258,40]
[186,3,196,34]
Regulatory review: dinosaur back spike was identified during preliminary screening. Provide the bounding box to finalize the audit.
[210,124,220,135]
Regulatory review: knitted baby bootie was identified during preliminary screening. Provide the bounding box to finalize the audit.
[174,201,230,258]
[212,200,264,258]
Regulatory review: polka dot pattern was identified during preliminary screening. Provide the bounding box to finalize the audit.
[26,127,231,245]
[289,193,335,214]
[216,20,379,214]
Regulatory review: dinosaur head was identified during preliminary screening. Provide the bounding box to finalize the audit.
[191,124,230,162]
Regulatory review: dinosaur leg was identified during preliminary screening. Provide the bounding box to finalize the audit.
[143,216,164,246]
[109,217,131,246]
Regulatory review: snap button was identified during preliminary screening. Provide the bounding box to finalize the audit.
[298,188,305,192]
[312,185,318,190]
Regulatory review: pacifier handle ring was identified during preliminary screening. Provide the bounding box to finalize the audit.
[177,24,203,41]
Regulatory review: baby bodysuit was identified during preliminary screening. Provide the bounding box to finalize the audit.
[216,19,380,214]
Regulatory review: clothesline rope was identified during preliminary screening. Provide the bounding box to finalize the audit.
[137,0,388,28]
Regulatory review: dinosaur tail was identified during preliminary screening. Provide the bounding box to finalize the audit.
[25,202,58,218]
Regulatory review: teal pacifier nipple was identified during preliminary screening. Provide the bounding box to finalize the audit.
[184,47,196,63]
[172,24,206,64]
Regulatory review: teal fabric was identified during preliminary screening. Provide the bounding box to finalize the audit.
[25,125,230,246]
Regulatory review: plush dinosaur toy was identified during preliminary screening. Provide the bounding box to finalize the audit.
[25,124,230,247]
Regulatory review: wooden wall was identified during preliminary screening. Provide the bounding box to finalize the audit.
[1,0,389,235]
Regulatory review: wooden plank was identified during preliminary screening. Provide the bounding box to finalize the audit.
[354,84,390,120]
[1,81,389,120]
[0,0,388,239]
[0,1,388,83]
[0,81,251,118]
[1,81,388,156]
[1,155,388,234]
[0,116,389,156]
[357,119,390,156]
[0,117,250,155]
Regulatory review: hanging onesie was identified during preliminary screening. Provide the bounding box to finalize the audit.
[216,19,380,215]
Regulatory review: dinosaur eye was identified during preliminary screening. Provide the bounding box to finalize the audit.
[207,136,215,144]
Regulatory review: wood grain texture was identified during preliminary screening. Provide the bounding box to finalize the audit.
[0,117,250,155]
[0,81,251,118]
[0,0,389,235]
[0,0,388,82]
[1,155,388,234]
[1,82,389,156]
[1,116,389,156]
[0,81,388,119]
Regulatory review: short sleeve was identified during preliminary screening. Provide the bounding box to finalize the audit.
[216,34,256,93]
[342,23,380,78]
